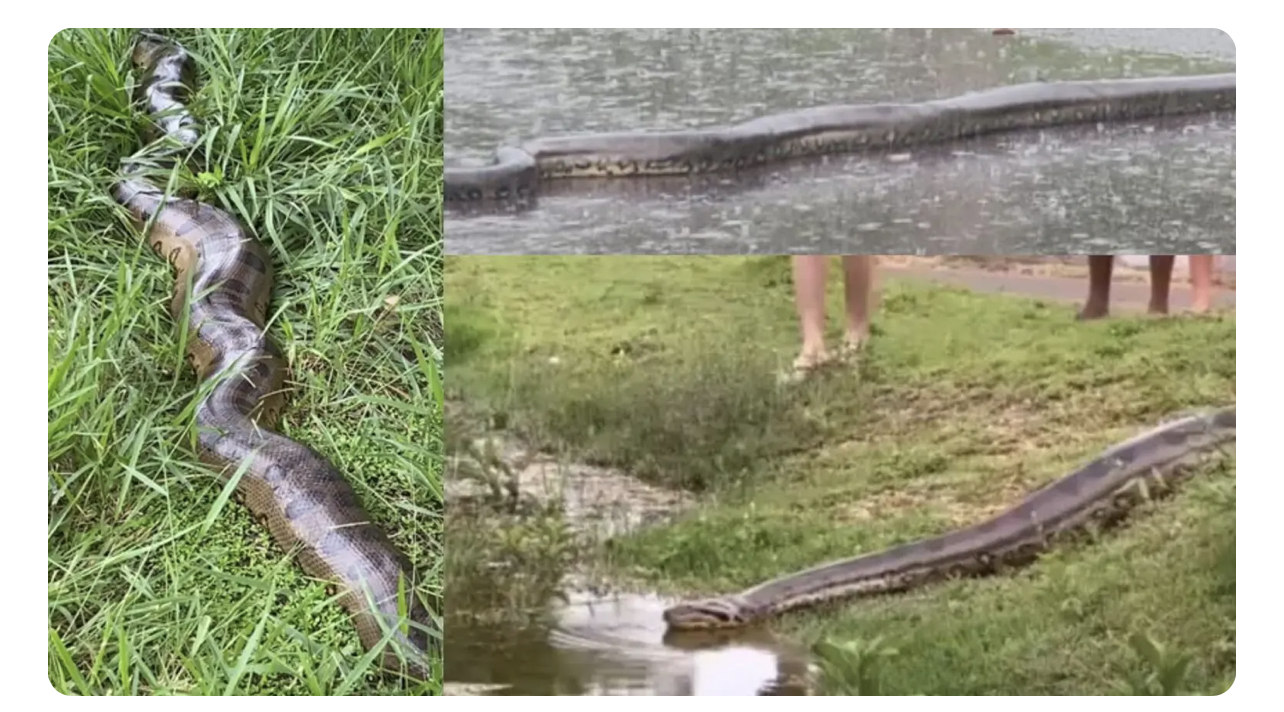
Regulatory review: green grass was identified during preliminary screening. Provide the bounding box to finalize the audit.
[48,29,443,695]
[444,255,1234,695]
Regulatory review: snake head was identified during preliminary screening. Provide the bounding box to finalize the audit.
[663,595,754,630]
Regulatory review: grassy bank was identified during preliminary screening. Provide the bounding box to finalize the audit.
[444,255,1234,695]
[48,29,443,695]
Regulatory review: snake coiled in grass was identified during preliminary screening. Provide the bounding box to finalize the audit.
[110,30,436,679]
[445,73,1234,205]
[664,406,1235,630]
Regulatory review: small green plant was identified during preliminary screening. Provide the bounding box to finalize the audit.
[445,509,581,627]
[1118,631,1194,695]
[813,636,899,695]
[195,167,224,193]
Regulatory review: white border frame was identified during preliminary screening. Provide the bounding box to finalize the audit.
[24,10,1263,704]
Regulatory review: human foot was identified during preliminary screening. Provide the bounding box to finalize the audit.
[778,348,835,384]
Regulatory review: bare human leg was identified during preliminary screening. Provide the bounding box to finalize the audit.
[791,255,832,371]
[1189,255,1216,314]
[1148,255,1176,315]
[1078,255,1115,320]
[840,255,875,355]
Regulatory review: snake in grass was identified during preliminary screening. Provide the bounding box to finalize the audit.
[444,72,1234,205]
[110,31,436,679]
[663,406,1235,630]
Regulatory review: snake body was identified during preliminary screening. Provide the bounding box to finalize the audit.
[444,73,1235,205]
[111,31,435,678]
[663,406,1235,630]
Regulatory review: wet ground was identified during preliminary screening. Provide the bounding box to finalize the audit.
[445,28,1235,255]
[443,261,1235,696]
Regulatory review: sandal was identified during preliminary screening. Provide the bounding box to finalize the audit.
[777,349,836,385]
[837,337,867,364]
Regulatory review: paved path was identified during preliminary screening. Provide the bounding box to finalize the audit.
[1117,254,1236,278]
[884,265,1236,312]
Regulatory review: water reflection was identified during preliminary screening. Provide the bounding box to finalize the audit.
[448,590,810,696]
[445,28,1234,255]
[446,445,807,695]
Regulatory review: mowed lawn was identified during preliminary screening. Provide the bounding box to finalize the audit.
[48,28,444,695]
[444,255,1234,695]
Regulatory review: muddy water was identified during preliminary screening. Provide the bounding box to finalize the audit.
[447,589,810,696]
[445,447,812,696]
[445,28,1235,255]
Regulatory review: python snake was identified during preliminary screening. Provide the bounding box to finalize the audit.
[664,406,1235,630]
[110,30,436,679]
[445,72,1234,205]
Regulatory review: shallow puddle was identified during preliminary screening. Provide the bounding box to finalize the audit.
[448,588,811,696]
[446,437,812,695]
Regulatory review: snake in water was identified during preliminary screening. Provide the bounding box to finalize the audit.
[110,30,437,679]
[663,406,1234,630]
[445,72,1234,205]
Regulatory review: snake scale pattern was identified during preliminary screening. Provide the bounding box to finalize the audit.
[663,407,1235,629]
[110,30,436,679]
[444,72,1234,205]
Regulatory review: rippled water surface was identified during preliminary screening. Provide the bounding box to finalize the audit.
[445,28,1235,255]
